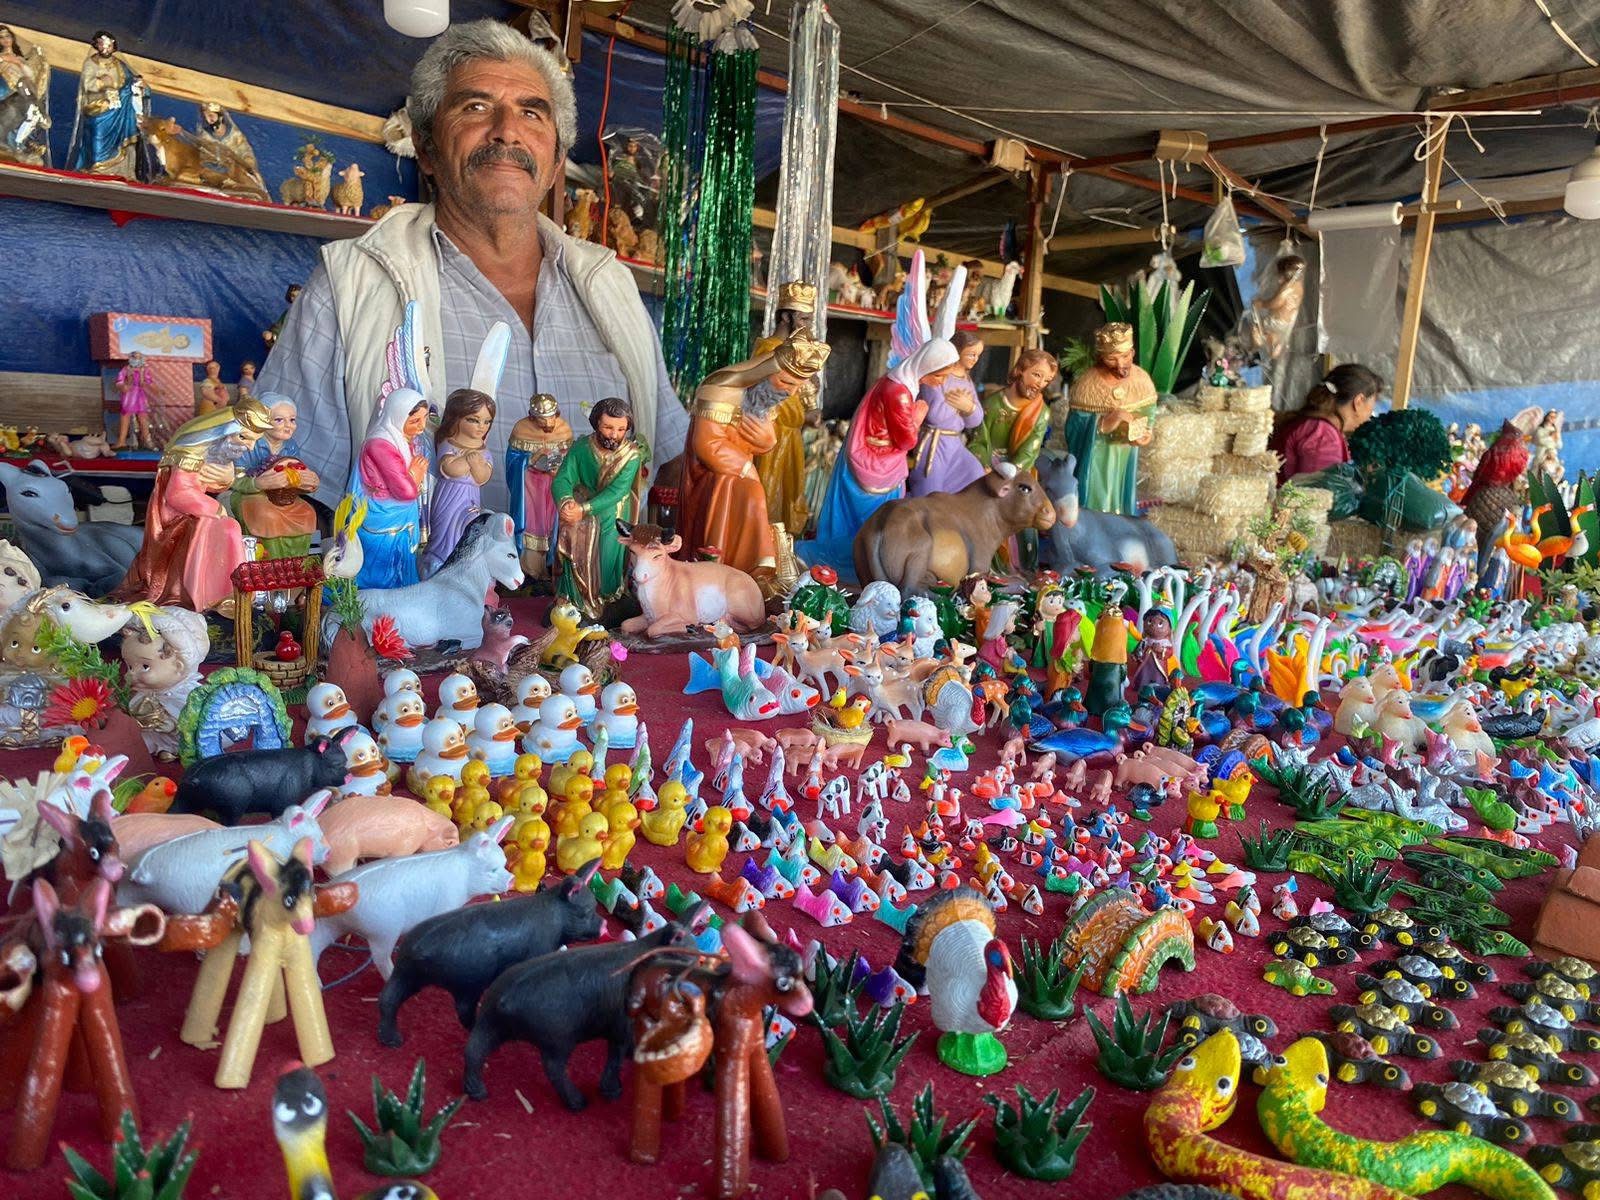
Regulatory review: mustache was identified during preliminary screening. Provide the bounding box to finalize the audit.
[465,144,539,177]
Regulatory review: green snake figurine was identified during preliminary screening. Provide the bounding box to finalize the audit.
[1255,1036,1555,1200]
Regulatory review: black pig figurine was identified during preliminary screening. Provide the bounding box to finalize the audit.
[462,906,709,1108]
[378,860,605,1047]
[171,733,354,824]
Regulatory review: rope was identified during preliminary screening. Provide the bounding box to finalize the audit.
[1157,160,1173,252]
[851,0,985,69]
[1307,124,1328,213]
[1532,0,1600,66]
[1044,165,1071,244]
[1415,114,1507,222]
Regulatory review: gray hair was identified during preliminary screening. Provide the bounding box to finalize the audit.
[408,20,578,160]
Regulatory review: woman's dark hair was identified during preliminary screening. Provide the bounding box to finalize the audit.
[951,329,985,355]
[1302,363,1382,419]
[436,386,496,449]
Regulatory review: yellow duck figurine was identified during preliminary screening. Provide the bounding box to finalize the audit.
[419,775,457,821]
[823,689,873,731]
[510,780,548,816]
[273,1064,438,1200]
[548,750,594,798]
[685,804,733,875]
[510,818,551,891]
[1185,787,1225,839]
[470,798,505,833]
[556,810,609,873]
[641,779,689,847]
[536,600,610,669]
[604,763,633,795]
[602,798,639,870]
[552,794,593,840]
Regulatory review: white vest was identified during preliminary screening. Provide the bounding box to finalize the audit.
[319,203,662,458]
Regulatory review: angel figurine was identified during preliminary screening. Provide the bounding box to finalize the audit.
[423,322,511,574]
[0,24,51,166]
[807,250,962,562]
[350,301,431,590]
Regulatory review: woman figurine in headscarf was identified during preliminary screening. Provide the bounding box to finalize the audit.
[231,393,320,559]
[350,388,429,590]
[908,330,987,497]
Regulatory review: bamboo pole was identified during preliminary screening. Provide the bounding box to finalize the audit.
[1392,118,1447,410]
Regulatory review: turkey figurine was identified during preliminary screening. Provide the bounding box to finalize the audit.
[900,887,1017,1076]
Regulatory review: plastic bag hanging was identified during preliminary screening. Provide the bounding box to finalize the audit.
[1201,190,1246,268]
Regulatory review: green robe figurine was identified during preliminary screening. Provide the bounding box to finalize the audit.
[1064,322,1158,516]
[1085,605,1129,718]
[551,406,646,620]
[967,348,1056,471]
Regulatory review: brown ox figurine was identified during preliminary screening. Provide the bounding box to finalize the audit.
[617,520,766,639]
[854,461,1056,596]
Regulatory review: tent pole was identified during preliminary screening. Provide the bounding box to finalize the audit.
[1021,163,1048,353]
[1392,117,1447,411]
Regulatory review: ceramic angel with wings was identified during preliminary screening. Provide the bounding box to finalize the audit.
[350,301,431,590]
[423,322,511,574]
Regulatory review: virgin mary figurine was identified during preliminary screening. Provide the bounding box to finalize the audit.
[66,30,145,179]
[0,24,51,166]
[351,389,429,590]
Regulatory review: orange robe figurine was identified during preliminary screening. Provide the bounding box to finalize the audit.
[677,332,830,577]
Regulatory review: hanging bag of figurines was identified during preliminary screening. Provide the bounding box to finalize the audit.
[1201,188,1246,268]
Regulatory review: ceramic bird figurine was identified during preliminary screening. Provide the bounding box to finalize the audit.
[374,690,427,771]
[595,681,640,749]
[559,662,601,725]
[899,888,1016,1076]
[407,717,471,793]
[272,1063,437,1200]
[467,703,520,778]
[686,805,733,874]
[512,673,553,734]
[525,694,585,764]
[305,682,358,741]
[510,819,550,890]
[602,797,638,870]
[556,810,609,873]
[641,780,689,847]
[436,673,480,732]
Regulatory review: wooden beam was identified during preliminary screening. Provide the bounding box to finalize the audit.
[1048,226,1162,253]
[861,171,1009,230]
[1393,117,1447,411]
[1202,154,1306,231]
[1418,195,1564,227]
[1021,163,1048,348]
[1428,67,1600,110]
[1040,273,1101,300]
[9,25,386,144]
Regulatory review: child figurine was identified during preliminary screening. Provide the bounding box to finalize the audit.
[424,387,497,575]
[197,359,229,415]
[236,360,257,403]
[114,351,153,450]
[1032,585,1082,698]
[978,601,1020,676]
[231,393,320,559]
[1129,610,1174,694]
[506,393,573,579]
[121,607,210,759]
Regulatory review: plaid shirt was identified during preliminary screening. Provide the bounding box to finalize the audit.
[257,225,686,512]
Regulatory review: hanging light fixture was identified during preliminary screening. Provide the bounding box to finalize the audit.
[385,0,449,39]
[1563,144,1600,219]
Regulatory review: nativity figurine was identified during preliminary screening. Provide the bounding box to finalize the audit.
[752,281,822,537]
[191,100,268,200]
[196,359,229,415]
[0,24,51,167]
[506,393,573,579]
[909,330,987,497]
[1063,322,1157,516]
[67,30,145,179]
[231,393,320,559]
[122,607,209,759]
[425,388,496,574]
[969,347,1056,473]
[552,396,645,620]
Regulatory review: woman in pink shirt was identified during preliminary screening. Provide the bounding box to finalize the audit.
[1271,364,1383,484]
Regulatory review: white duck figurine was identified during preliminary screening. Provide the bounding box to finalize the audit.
[468,703,520,777]
[305,682,359,741]
[436,672,480,732]
[512,673,552,734]
[1438,697,1497,760]
[559,663,600,725]
[524,694,584,764]
[339,728,391,796]
[382,667,423,701]
[374,690,427,769]
[595,682,639,750]
[407,716,470,793]
[1372,690,1427,753]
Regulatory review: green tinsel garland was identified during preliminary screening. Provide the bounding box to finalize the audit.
[659,29,758,397]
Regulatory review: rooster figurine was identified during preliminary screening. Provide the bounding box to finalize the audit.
[898,887,1016,1075]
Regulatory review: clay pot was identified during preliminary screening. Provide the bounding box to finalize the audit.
[93,708,159,779]
[325,627,382,724]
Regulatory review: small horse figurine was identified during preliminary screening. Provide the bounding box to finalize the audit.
[356,512,524,650]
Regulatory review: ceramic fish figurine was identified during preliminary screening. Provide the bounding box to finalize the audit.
[525,694,585,764]
[596,681,639,749]
[513,674,553,734]
[468,703,521,778]
[407,717,470,793]
[305,682,359,741]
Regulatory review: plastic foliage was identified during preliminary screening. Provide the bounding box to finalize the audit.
[1017,932,1085,1021]
[865,1083,978,1190]
[1085,993,1186,1091]
[1349,409,1454,484]
[1058,337,1094,380]
[1238,820,1296,871]
[1328,853,1401,916]
[348,1059,463,1178]
[64,1111,196,1200]
[1100,277,1211,395]
[984,1083,1095,1182]
[1529,469,1599,571]
[819,1001,919,1099]
[809,949,866,1028]
[324,575,366,637]
[38,620,132,710]
[1256,761,1344,821]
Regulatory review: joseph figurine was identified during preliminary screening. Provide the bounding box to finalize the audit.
[968,348,1057,471]
[1064,322,1158,515]
[552,397,646,620]
[751,281,821,536]
[677,330,831,577]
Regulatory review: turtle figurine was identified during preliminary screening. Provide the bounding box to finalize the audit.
[1354,973,1458,1031]
[1363,953,1476,1002]
[1262,958,1335,997]
[1295,911,1365,949]
[1528,1128,1600,1199]
[1357,907,1444,950]
[1412,1080,1533,1147]
[1488,999,1600,1053]
[1412,940,1494,985]
[1310,1030,1411,1089]
[1268,924,1361,969]
[1167,993,1277,1071]
[1501,975,1600,1023]
[1526,955,1599,998]
[1477,1027,1598,1088]
[1448,1059,1582,1121]
[1328,1002,1442,1059]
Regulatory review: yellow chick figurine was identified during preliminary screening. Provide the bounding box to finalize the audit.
[420,775,457,821]
[823,691,872,731]
[460,758,492,790]
[604,763,633,795]
[602,798,639,870]
[685,805,733,875]
[563,773,596,807]
[548,750,595,798]
[556,810,609,873]
[454,781,492,825]
[495,753,545,806]
[470,798,505,833]
[511,818,550,891]
[511,780,548,816]
[553,795,592,839]
[641,780,688,847]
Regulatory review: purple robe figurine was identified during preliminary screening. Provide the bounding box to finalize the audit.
[422,322,509,574]
[907,331,987,497]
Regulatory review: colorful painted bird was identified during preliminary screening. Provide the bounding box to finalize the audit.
[272,1063,437,1200]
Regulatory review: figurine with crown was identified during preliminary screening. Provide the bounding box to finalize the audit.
[1063,321,1159,515]
[751,280,822,538]
[676,329,831,581]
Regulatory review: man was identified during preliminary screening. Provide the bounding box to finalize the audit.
[750,280,819,536]
[969,348,1056,473]
[257,20,686,512]
[678,330,829,577]
[1063,323,1157,515]
[552,396,644,619]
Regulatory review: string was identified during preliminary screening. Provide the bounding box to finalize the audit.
[1044,165,1071,245]
[1415,114,1507,222]
[1532,0,1600,66]
[850,0,984,69]
[1307,124,1328,213]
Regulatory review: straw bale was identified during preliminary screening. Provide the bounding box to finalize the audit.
[1196,473,1272,520]
[1225,385,1273,413]
[1325,518,1384,561]
[1215,451,1280,478]
[1194,385,1229,413]
[1231,428,1271,457]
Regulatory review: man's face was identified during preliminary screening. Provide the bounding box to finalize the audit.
[421,58,562,223]
[594,413,630,450]
[93,35,113,55]
[1101,348,1133,379]
[1016,361,1056,398]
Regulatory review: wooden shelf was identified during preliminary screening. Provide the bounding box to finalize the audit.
[0,161,373,239]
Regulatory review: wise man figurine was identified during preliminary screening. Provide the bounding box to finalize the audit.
[1063,322,1158,515]
[506,393,573,579]
[677,331,831,583]
[751,280,821,537]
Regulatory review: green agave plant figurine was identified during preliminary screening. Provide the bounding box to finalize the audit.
[1086,993,1186,1091]
[984,1084,1095,1181]
[865,1083,977,1190]
[348,1060,463,1178]
[820,1001,918,1099]
[1327,852,1401,916]
[1016,932,1084,1021]
[1100,276,1211,395]
[1238,820,1295,871]
[809,949,867,1029]
[64,1112,197,1200]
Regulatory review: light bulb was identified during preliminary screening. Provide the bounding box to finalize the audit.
[1563,145,1600,220]
[385,0,449,39]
